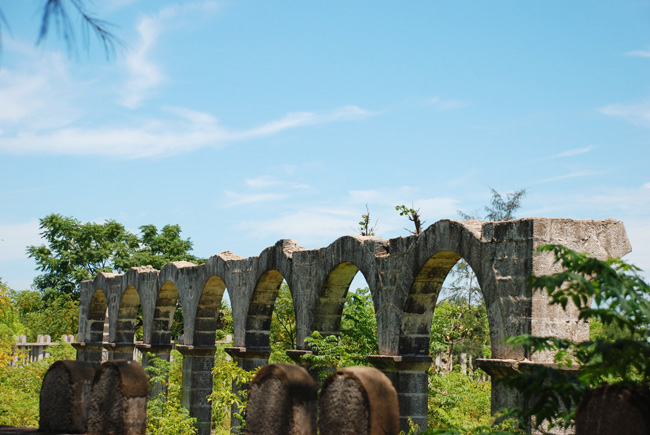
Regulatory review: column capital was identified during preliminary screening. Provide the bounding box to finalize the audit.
[224,346,271,360]
[367,354,432,372]
[136,343,173,354]
[285,349,313,364]
[176,344,216,357]
[71,341,104,352]
[475,358,580,379]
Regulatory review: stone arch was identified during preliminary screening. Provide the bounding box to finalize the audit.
[312,261,371,338]
[87,288,108,343]
[151,280,180,345]
[245,269,286,349]
[194,275,227,346]
[397,220,495,356]
[115,285,140,344]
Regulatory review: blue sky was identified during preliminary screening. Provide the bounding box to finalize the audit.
[1,0,649,290]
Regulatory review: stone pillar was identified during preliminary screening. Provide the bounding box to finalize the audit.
[39,360,95,434]
[225,347,271,433]
[368,355,432,433]
[320,366,399,435]
[104,342,136,361]
[176,345,216,435]
[88,360,149,435]
[246,363,317,435]
[72,342,104,369]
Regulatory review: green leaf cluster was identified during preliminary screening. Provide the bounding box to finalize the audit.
[502,244,650,432]
[26,214,204,297]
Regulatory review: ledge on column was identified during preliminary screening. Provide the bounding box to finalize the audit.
[102,342,136,352]
[224,346,271,359]
[135,343,173,354]
[475,358,580,379]
[175,344,216,357]
[367,354,432,372]
[285,349,313,364]
[71,341,104,352]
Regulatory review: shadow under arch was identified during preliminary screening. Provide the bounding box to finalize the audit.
[87,288,107,343]
[151,280,180,345]
[245,269,286,349]
[194,275,227,346]
[312,261,371,338]
[116,285,140,344]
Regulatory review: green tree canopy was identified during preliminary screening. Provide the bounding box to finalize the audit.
[26,214,203,297]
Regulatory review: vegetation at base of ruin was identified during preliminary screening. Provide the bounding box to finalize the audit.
[301,287,378,376]
[27,213,204,298]
[0,339,76,427]
[0,1,121,58]
[396,203,425,236]
[427,368,495,432]
[144,351,198,435]
[209,345,254,433]
[269,283,297,363]
[501,244,650,433]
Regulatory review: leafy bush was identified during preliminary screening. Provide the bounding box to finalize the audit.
[0,339,76,427]
[502,244,650,432]
[144,351,198,435]
[209,345,253,433]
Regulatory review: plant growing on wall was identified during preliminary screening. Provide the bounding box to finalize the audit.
[357,205,378,236]
[396,204,425,236]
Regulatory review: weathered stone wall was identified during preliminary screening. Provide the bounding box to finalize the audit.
[74,218,631,433]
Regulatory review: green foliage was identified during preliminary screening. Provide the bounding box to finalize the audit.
[145,351,198,435]
[428,369,492,431]
[396,204,425,235]
[502,244,650,432]
[430,302,491,365]
[209,345,254,432]
[0,339,75,427]
[358,204,378,236]
[12,289,78,341]
[0,280,27,367]
[269,283,296,363]
[27,214,203,297]
[302,287,378,376]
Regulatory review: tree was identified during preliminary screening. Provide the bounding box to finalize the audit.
[26,214,203,297]
[0,1,120,57]
[458,187,527,222]
[269,282,296,363]
[396,204,425,236]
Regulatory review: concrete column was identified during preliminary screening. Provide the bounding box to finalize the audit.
[225,347,271,433]
[368,355,432,433]
[104,342,136,361]
[176,345,216,435]
[72,342,104,369]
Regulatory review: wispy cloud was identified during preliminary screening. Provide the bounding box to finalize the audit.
[120,1,220,108]
[625,50,650,58]
[533,170,606,184]
[599,101,650,127]
[0,104,372,158]
[224,190,288,206]
[548,146,594,159]
[423,96,468,111]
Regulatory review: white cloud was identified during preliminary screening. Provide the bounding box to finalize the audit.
[119,1,220,108]
[423,96,468,111]
[533,170,606,184]
[625,50,650,58]
[642,182,650,189]
[0,104,372,159]
[246,176,281,188]
[224,190,288,206]
[549,146,594,159]
[599,101,650,127]
[0,220,42,263]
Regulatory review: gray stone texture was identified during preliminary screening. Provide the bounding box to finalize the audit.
[39,360,95,434]
[575,384,650,435]
[75,218,631,432]
[87,360,148,435]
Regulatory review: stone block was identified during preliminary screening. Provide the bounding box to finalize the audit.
[320,366,399,435]
[39,360,95,434]
[246,363,317,435]
[575,384,650,435]
[87,360,148,435]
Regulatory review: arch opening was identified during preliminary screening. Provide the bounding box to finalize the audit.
[87,289,107,343]
[152,281,181,345]
[245,269,285,349]
[116,286,140,344]
[269,279,296,363]
[194,275,227,346]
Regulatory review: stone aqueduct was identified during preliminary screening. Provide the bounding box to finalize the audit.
[74,218,631,433]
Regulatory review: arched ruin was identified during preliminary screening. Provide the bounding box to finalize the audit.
[74,218,632,433]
